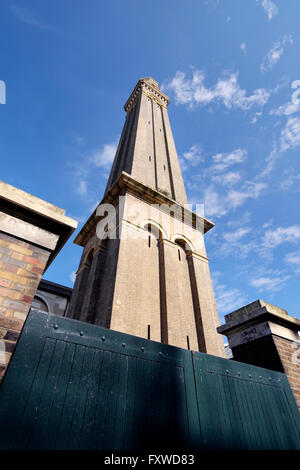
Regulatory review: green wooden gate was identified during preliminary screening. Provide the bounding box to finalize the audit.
[0,309,299,450]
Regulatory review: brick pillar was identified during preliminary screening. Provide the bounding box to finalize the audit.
[0,181,77,383]
[0,232,51,379]
[217,300,300,408]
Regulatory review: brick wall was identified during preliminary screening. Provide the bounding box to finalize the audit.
[231,334,300,408]
[0,232,50,382]
[231,335,284,372]
[273,336,300,408]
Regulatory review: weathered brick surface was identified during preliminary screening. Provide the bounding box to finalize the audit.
[232,334,300,409]
[0,231,50,383]
[273,336,300,408]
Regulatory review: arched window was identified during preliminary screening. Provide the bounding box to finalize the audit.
[85,249,94,268]
[32,296,49,312]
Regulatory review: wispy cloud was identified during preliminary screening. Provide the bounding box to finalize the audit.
[11,5,75,38]
[204,181,267,218]
[11,5,49,30]
[263,225,300,248]
[76,180,87,196]
[260,0,279,21]
[211,171,241,186]
[185,145,266,219]
[260,35,293,73]
[269,101,300,117]
[212,273,247,315]
[92,142,118,168]
[180,144,203,171]
[211,148,247,172]
[240,42,247,54]
[250,274,290,292]
[163,70,270,111]
[280,170,300,191]
[280,116,300,152]
[68,139,118,210]
[223,228,251,243]
[284,250,300,273]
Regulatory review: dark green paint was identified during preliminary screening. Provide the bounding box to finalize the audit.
[0,310,299,450]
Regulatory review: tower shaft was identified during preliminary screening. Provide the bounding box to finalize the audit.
[68,77,225,357]
[105,77,187,205]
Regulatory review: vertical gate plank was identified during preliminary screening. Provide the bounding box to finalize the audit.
[101,353,122,449]
[42,342,76,450]
[79,348,104,450]
[27,339,67,449]
[13,338,56,449]
[112,354,129,450]
[123,355,137,449]
[67,347,95,449]
[54,344,86,449]
[90,350,112,449]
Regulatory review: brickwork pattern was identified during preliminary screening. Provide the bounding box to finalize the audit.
[231,334,300,408]
[273,335,300,408]
[0,232,50,382]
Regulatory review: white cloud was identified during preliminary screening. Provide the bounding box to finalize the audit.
[226,182,267,209]
[76,180,87,196]
[256,145,279,179]
[212,275,247,315]
[250,275,289,292]
[211,148,247,172]
[204,181,267,218]
[211,171,241,186]
[180,144,203,170]
[269,101,300,116]
[204,186,228,218]
[11,5,49,30]
[240,43,247,54]
[261,0,279,21]
[92,142,118,167]
[284,251,300,273]
[11,5,74,38]
[163,70,270,111]
[263,225,300,248]
[190,146,266,219]
[250,111,263,125]
[260,35,293,73]
[280,116,300,152]
[70,271,76,283]
[280,171,300,191]
[223,228,251,243]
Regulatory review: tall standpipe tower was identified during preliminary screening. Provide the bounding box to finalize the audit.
[68,77,225,357]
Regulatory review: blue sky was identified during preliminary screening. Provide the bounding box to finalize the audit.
[1,0,300,323]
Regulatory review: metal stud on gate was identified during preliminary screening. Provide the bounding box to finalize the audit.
[54,324,58,330]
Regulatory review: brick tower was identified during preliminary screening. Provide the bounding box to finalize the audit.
[67,77,225,357]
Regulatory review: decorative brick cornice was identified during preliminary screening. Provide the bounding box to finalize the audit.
[124,77,169,113]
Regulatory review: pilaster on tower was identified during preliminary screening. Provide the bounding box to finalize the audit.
[105,77,188,206]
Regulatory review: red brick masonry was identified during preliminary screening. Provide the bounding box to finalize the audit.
[0,231,50,382]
